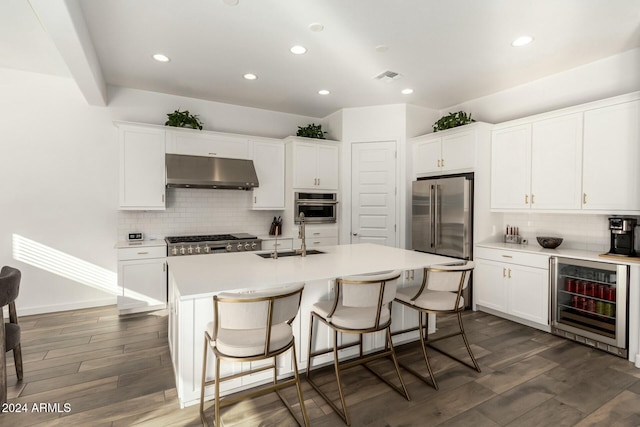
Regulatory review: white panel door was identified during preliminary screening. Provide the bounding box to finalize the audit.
[413,137,441,175]
[316,144,340,190]
[292,142,318,189]
[491,125,532,209]
[441,130,475,172]
[351,141,397,247]
[251,140,285,209]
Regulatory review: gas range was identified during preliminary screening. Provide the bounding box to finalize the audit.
[165,233,262,256]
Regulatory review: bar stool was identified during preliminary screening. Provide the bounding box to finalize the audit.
[393,261,480,390]
[306,270,409,426]
[0,266,23,405]
[199,284,309,427]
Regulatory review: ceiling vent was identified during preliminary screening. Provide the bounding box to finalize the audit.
[373,70,401,83]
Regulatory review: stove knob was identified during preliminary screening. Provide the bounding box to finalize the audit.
[226,244,233,252]
[179,246,186,255]
[251,242,257,250]
[195,246,201,254]
[244,243,251,250]
[204,246,210,253]
[172,247,178,256]
[236,243,243,251]
[188,246,193,255]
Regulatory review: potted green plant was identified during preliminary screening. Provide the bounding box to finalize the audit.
[296,123,326,139]
[165,109,203,130]
[433,111,475,132]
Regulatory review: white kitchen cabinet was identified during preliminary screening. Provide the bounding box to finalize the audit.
[582,100,640,212]
[491,124,531,209]
[261,238,293,251]
[117,123,166,210]
[474,246,549,329]
[287,138,339,190]
[251,139,285,210]
[117,244,167,314]
[165,129,249,159]
[412,128,475,177]
[294,225,339,248]
[491,113,583,211]
[530,114,583,210]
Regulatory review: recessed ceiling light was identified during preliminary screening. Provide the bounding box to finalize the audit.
[318,89,330,95]
[511,35,534,47]
[152,53,170,63]
[401,88,414,95]
[309,23,324,32]
[375,44,390,53]
[243,73,257,80]
[290,45,307,55]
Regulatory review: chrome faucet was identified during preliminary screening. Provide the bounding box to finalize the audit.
[296,212,306,257]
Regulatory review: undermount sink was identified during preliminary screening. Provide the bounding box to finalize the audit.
[256,249,325,258]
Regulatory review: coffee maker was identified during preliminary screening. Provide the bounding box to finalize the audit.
[608,217,637,257]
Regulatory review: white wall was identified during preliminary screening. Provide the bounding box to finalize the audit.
[1,67,321,315]
[442,48,640,124]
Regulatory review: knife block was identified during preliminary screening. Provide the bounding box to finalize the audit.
[504,234,523,244]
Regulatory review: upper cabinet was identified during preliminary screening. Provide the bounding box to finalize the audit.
[287,137,339,190]
[412,128,475,177]
[491,113,583,210]
[582,100,640,212]
[117,123,166,210]
[251,139,285,210]
[165,129,249,159]
[490,93,640,213]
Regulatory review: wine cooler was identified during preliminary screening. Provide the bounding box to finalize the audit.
[551,257,628,358]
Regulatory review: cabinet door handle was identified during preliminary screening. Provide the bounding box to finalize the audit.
[162,194,165,203]
[137,251,149,255]
[508,268,512,279]
[313,241,321,244]
[317,178,320,185]
[273,243,281,247]
[525,194,528,204]
[254,196,257,204]
[531,194,535,204]
[583,193,587,204]
[503,267,507,277]
[163,263,166,272]
[441,158,444,168]
[501,255,513,258]
[208,152,217,156]
[437,159,441,168]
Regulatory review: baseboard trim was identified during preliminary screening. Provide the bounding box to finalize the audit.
[18,297,117,316]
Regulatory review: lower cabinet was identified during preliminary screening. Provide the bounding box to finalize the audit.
[117,245,167,314]
[474,246,550,329]
[260,237,293,252]
[294,225,339,248]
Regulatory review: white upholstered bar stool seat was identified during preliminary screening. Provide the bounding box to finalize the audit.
[199,285,309,427]
[306,270,409,426]
[393,261,480,390]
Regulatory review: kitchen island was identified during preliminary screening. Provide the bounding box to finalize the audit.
[167,243,454,407]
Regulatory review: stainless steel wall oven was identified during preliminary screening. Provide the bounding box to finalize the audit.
[294,192,338,223]
[551,256,628,357]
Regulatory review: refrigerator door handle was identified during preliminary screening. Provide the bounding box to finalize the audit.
[430,184,436,248]
[434,184,439,248]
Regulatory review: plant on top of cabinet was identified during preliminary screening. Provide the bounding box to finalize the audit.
[296,123,326,139]
[433,111,475,132]
[165,109,203,130]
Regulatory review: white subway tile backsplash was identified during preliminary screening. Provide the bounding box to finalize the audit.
[503,213,612,252]
[117,188,283,240]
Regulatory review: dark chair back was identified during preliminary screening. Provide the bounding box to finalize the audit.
[0,266,20,307]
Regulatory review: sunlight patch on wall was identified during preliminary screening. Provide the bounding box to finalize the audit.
[12,234,163,306]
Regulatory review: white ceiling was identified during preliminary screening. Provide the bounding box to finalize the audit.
[5,0,640,117]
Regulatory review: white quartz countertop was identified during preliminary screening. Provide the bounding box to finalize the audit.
[476,242,640,265]
[168,243,455,300]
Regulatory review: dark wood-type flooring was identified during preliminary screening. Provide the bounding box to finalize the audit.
[2,305,640,426]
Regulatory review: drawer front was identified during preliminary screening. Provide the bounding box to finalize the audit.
[475,246,549,269]
[305,226,339,238]
[261,238,293,251]
[118,245,167,261]
[295,236,338,247]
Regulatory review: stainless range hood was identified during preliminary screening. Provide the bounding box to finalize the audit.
[165,154,259,190]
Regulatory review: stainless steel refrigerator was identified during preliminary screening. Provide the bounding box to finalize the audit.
[412,173,473,260]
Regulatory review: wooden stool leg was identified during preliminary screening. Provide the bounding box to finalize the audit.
[13,344,23,381]
[0,307,6,405]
